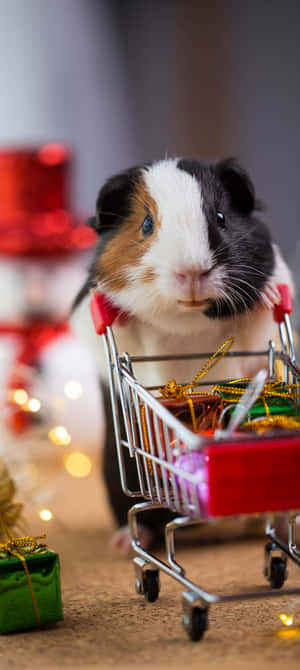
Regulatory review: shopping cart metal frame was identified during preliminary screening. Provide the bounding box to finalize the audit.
[93,290,300,641]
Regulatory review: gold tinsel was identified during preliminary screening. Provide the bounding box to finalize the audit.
[0,458,23,536]
[243,415,300,434]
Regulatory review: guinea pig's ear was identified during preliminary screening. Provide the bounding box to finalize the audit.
[92,167,142,234]
[216,158,255,215]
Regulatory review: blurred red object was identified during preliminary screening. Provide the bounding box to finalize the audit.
[0,144,96,255]
[205,435,300,516]
[3,320,70,433]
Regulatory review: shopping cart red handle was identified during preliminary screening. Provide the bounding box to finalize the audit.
[90,284,292,334]
[273,284,293,323]
[90,292,128,335]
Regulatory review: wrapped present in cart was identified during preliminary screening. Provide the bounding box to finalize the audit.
[90,284,300,642]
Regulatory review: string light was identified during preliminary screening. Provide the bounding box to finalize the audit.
[65,452,92,478]
[39,509,53,521]
[48,425,71,446]
[63,380,83,400]
[27,397,41,413]
[279,597,300,628]
[12,391,41,412]
[13,389,28,405]
[280,613,294,626]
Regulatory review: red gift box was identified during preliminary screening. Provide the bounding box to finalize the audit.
[140,394,222,476]
[205,435,300,517]
[157,394,222,432]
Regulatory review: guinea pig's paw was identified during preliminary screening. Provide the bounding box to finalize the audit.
[111,524,154,556]
[259,281,281,309]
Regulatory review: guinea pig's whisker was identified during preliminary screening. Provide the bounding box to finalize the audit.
[228,276,261,294]
[226,278,257,300]
[215,297,223,318]
[228,275,264,297]
[217,286,238,316]
[232,289,251,312]
[212,231,256,260]
[223,281,250,314]
[228,293,247,315]
[229,263,268,278]
[224,294,238,316]
[212,246,229,261]
[229,270,265,285]
[217,298,223,318]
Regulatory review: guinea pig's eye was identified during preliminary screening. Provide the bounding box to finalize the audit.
[217,211,226,228]
[142,214,155,237]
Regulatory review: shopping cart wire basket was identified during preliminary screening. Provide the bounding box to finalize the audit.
[90,285,300,641]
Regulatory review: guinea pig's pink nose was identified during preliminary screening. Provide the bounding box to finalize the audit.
[174,267,211,284]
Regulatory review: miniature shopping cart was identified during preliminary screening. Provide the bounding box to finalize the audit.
[90,285,300,641]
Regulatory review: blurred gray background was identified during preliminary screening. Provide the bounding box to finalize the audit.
[0,0,299,262]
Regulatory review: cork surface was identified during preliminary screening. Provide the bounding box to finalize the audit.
[3,469,300,670]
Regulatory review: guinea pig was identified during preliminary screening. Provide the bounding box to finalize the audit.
[72,157,293,553]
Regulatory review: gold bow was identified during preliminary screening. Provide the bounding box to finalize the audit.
[0,515,47,627]
[0,534,46,556]
[159,338,234,400]
[213,377,300,433]
[158,338,234,432]
[243,415,300,433]
[213,378,299,417]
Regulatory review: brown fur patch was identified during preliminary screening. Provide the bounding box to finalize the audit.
[140,267,157,283]
[97,176,160,291]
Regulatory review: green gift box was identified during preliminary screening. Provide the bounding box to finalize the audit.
[214,380,299,421]
[0,548,64,633]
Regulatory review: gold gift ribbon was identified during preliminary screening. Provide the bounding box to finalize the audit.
[213,378,299,409]
[140,405,155,473]
[160,338,234,399]
[0,515,46,627]
[213,378,300,431]
[243,415,300,434]
[141,337,234,474]
[158,338,234,433]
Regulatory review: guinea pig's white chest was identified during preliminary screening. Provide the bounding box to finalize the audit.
[114,314,275,389]
[74,296,278,390]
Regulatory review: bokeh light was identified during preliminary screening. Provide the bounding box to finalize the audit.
[13,389,28,405]
[39,509,53,521]
[48,425,71,446]
[27,397,41,412]
[280,613,294,626]
[65,452,92,478]
[64,380,83,400]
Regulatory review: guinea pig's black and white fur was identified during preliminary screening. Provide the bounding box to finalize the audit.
[73,157,293,553]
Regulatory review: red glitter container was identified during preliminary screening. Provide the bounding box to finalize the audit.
[0,143,96,256]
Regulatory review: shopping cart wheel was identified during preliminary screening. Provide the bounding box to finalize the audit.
[133,557,159,601]
[269,556,287,589]
[183,606,208,642]
[142,569,160,603]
